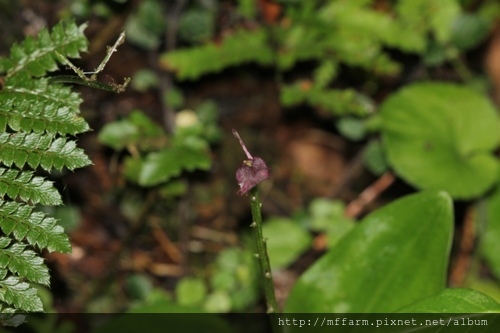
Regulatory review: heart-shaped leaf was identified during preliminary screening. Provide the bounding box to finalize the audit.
[380,82,499,199]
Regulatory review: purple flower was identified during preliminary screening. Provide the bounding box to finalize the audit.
[232,129,270,195]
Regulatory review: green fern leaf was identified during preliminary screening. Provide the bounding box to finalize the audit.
[281,83,375,116]
[0,168,62,206]
[0,238,49,285]
[0,132,91,171]
[160,28,274,80]
[0,98,89,136]
[0,201,71,253]
[0,274,43,312]
[137,144,211,186]
[1,20,88,78]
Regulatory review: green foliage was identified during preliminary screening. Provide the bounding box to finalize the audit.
[286,191,454,312]
[175,277,207,308]
[285,191,500,314]
[480,186,500,281]
[263,217,312,269]
[99,105,216,187]
[125,0,165,50]
[396,288,500,313]
[160,28,274,80]
[262,198,355,270]
[379,82,499,199]
[0,20,91,315]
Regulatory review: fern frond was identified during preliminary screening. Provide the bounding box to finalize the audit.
[0,168,62,206]
[0,99,89,136]
[0,237,49,285]
[0,273,43,312]
[281,83,375,116]
[160,28,274,80]
[0,132,91,171]
[0,20,88,78]
[3,73,82,113]
[0,201,71,253]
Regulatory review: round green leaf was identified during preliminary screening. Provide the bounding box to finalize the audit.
[396,288,500,313]
[175,277,207,307]
[263,218,312,269]
[380,82,499,199]
[285,191,453,313]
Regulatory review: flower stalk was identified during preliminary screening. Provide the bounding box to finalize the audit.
[249,187,279,313]
[232,129,278,313]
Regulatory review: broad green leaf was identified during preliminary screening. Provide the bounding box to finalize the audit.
[285,191,453,313]
[263,217,312,269]
[480,186,500,280]
[396,288,500,313]
[380,82,499,199]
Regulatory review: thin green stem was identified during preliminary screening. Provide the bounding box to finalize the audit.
[249,187,279,314]
[48,74,131,93]
[51,32,130,93]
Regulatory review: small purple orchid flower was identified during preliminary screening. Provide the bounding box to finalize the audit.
[232,129,270,195]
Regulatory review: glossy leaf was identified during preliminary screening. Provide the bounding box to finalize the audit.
[0,20,91,314]
[0,169,61,206]
[0,132,91,171]
[480,186,500,280]
[0,275,43,312]
[263,218,312,269]
[0,20,88,77]
[0,76,88,135]
[380,82,499,199]
[285,191,453,313]
[396,288,500,313]
[0,238,49,285]
[0,201,71,253]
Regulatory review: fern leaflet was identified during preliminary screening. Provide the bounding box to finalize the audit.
[0,20,94,316]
